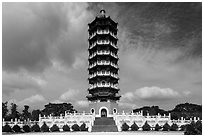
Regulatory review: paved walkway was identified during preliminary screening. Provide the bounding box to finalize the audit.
[3,131,184,135]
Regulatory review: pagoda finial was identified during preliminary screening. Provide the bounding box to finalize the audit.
[99,4,106,17]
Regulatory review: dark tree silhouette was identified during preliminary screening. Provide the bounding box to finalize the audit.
[2,102,8,119]
[22,105,31,121]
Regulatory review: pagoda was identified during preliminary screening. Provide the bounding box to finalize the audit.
[87,9,121,117]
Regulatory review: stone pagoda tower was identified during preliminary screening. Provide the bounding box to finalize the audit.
[87,9,121,117]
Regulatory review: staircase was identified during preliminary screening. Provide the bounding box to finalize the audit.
[92,117,118,132]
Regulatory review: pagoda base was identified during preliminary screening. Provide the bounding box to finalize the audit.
[89,100,118,117]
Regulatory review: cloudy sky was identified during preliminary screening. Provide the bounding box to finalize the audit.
[2,2,202,112]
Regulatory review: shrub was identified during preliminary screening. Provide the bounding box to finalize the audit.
[2,124,12,132]
[62,124,70,132]
[184,121,202,135]
[12,124,21,132]
[23,125,31,132]
[130,122,139,131]
[121,122,129,131]
[71,124,80,131]
[31,123,40,132]
[170,123,178,131]
[80,123,88,131]
[40,122,49,132]
[195,120,202,134]
[179,124,186,131]
[154,123,161,131]
[162,122,170,131]
[50,124,59,132]
[142,121,151,131]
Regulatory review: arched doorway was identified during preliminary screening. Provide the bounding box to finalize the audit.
[101,108,107,117]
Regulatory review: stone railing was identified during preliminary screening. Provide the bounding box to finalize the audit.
[89,40,118,49]
[89,51,118,59]
[89,71,118,79]
[3,112,95,132]
[89,82,119,90]
[113,111,201,131]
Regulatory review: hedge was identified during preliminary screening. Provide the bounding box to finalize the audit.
[142,121,151,131]
[23,125,31,132]
[170,123,178,131]
[12,125,21,133]
[40,122,49,132]
[62,124,70,132]
[31,123,41,132]
[50,124,59,132]
[154,123,161,131]
[130,122,139,131]
[184,121,202,135]
[2,124,12,132]
[80,123,88,131]
[122,122,129,131]
[162,122,170,131]
[72,124,80,131]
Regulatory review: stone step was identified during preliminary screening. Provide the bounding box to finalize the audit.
[94,117,115,125]
[92,125,118,132]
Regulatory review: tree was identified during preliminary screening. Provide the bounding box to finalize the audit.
[31,109,41,121]
[41,103,77,116]
[184,121,202,135]
[10,103,20,120]
[22,105,31,121]
[2,102,8,119]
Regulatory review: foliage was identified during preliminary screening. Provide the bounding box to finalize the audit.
[12,124,21,132]
[31,123,40,132]
[195,120,202,133]
[2,123,12,132]
[31,109,41,121]
[71,124,80,131]
[50,124,59,132]
[154,123,162,131]
[10,103,20,120]
[170,123,178,131]
[22,105,31,121]
[142,121,151,131]
[121,122,129,131]
[130,122,139,131]
[2,102,8,119]
[23,125,31,132]
[80,123,88,131]
[162,122,170,131]
[62,124,70,131]
[40,122,49,132]
[184,121,202,135]
[132,103,202,120]
[179,124,186,131]
[41,103,77,116]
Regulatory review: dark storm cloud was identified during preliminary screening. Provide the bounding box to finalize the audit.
[88,2,202,60]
